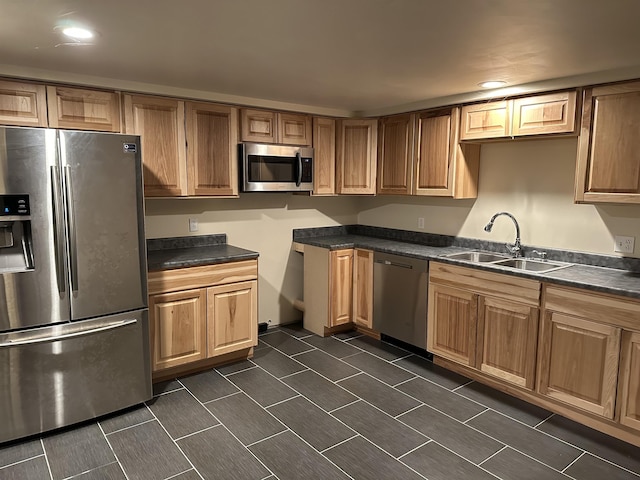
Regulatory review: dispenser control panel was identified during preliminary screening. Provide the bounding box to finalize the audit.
[0,195,30,216]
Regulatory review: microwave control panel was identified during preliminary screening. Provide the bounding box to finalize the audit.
[301,157,312,182]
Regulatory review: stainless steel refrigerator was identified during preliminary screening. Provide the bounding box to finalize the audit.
[0,126,151,444]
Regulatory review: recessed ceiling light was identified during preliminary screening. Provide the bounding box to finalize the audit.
[62,27,94,40]
[479,80,507,89]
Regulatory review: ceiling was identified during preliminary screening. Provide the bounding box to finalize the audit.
[2,0,640,116]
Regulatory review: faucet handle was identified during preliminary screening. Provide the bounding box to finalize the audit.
[532,250,548,260]
[506,243,521,257]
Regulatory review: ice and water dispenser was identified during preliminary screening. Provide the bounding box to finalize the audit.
[0,194,34,272]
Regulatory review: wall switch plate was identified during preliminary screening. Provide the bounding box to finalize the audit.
[614,235,634,253]
[418,217,425,229]
[188,218,199,232]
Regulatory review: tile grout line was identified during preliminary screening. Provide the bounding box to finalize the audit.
[533,412,555,429]
[561,451,586,473]
[392,375,419,388]
[161,468,197,480]
[277,369,310,380]
[577,451,640,478]
[451,379,475,392]
[333,371,364,384]
[244,429,291,449]
[462,407,491,424]
[328,399,361,414]
[477,445,509,466]
[173,424,221,443]
[393,403,424,419]
[64,461,121,480]
[416,439,507,480]
[396,439,432,460]
[220,364,258,377]
[318,434,360,454]
[201,390,242,405]
[0,453,48,473]
[264,394,303,409]
[40,438,54,480]
[101,417,156,436]
[97,421,132,480]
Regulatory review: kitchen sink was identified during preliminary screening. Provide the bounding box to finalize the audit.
[493,258,569,272]
[444,251,510,262]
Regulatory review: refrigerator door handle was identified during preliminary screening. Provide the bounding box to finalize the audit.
[0,318,138,347]
[64,165,79,292]
[50,166,66,293]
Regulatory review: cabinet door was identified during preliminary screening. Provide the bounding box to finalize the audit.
[575,82,640,203]
[537,311,621,418]
[240,109,276,143]
[353,249,373,329]
[414,108,480,198]
[312,117,336,195]
[149,289,207,372]
[186,101,238,196]
[47,86,121,132]
[278,112,312,145]
[336,119,378,194]
[511,91,577,137]
[207,280,257,357]
[427,284,478,367]
[330,249,353,327]
[0,79,47,127]
[460,100,511,140]
[477,296,539,389]
[377,114,414,195]
[123,94,187,196]
[618,330,640,432]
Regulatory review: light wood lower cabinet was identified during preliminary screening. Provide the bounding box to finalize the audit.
[149,288,207,371]
[353,249,373,329]
[300,245,374,336]
[329,249,354,327]
[427,262,540,389]
[207,280,258,357]
[618,330,640,432]
[148,260,258,377]
[537,310,620,418]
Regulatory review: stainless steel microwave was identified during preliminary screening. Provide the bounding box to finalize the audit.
[240,143,313,192]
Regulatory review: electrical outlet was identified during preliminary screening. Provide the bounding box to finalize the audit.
[418,217,425,229]
[614,235,634,253]
[188,218,199,232]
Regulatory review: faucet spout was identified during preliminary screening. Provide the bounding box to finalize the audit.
[484,211,522,257]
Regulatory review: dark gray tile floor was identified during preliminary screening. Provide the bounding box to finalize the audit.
[2,324,640,480]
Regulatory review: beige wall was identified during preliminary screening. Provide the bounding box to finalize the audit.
[357,137,640,257]
[144,195,360,325]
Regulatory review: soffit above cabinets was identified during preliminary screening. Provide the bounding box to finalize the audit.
[1,0,640,116]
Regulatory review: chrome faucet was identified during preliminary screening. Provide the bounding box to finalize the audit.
[484,212,522,257]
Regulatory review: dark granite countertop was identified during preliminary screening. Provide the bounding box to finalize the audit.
[147,234,259,271]
[293,226,640,300]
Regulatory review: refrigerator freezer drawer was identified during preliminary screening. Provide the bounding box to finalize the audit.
[0,309,151,444]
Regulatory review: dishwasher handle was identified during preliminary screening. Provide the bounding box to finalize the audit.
[374,259,413,269]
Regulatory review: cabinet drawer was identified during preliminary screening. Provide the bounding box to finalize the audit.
[148,260,258,295]
[429,262,540,306]
[543,285,640,330]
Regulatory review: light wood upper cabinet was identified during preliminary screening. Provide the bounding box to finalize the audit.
[461,91,577,141]
[575,81,640,204]
[312,117,336,195]
[240,109,311,145]
[377,114,415,195]
[123,94,187,196]
[427,283,478,367]
[149,288,207,372]
[618,330,640,432]
[511,91,577,136]
[353,249,373,329]
[47,86,121,132]
[336,118,378,194]
[414,108,480,198]
[240,109,276,143]
[460,100,511,140]
[0,79,47,127]
[186,101,238,196]
[477,296,539,389]
[207,280,257,357]
[330,249,354,327]
[278,112,312,146]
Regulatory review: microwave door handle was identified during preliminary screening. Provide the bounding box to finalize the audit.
[296,151,302,187]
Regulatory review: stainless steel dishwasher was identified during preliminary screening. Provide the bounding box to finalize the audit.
[373,252,428,349]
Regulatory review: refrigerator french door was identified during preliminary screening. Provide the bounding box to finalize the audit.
[0,127,151,444]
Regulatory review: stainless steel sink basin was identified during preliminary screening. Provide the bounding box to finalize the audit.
[444,251,510,263]
[493,258,569,272]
